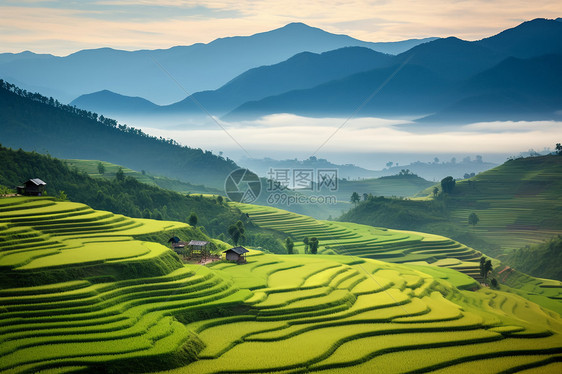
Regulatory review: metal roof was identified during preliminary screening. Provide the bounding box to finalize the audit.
[188,240,209,246]
[223,246,249,255]
[28,178,46,186]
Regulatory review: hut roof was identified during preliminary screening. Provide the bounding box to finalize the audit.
[188,240,209,246]
[223,246,249,255]
[27,178,46,186]
[168,236,181,243]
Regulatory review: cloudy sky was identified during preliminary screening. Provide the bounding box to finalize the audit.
[1,0,561,55]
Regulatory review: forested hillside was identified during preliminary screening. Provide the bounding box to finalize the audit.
[0,80,237,188]
[339,154,562,280]
[0,145,236,236]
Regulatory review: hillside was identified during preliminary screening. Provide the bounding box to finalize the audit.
[0,145,237,238]
[1,197,561,372]
[64,159,221,195]
[70,90,159,115]
[225,63,453,120]
[504,236,562,281]
[0,23,434,104]
[339,155,562,277]
[0,80,237,189]
[421,54,562,123]
[337,174,434,200]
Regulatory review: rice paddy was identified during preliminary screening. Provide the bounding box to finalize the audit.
[1,196,561,373]
[234,202,562,313]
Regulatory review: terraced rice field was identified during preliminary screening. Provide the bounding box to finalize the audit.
[0,196,249,372]
[168,252,562,373]
[234,203,562,313]
[2,197,561,373]
[0,196,192,284]
[236,203,484,276]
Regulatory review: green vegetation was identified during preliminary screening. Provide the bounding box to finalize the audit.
[64,159,220,195]
[1,197,561,372]
[337,173,434,202]
[341,155,562,261]
[0,80,237,188]
[503,236,562,281]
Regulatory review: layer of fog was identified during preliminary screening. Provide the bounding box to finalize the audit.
[133,114,560,170]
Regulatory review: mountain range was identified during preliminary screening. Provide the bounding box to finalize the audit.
[0,23,435,105]
[70,18,562,124]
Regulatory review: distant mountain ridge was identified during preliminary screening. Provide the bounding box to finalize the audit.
[225,18,562,122]
[70,18,562,124]
[71,46,396,117]
[0,23,436,104]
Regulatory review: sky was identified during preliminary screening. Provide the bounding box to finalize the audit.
[1,0,561,55]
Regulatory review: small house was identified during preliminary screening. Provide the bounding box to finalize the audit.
[168,236,186,254]
[17,178,46,196]
[223,246,249,263]
[188,240,211,260]
[188,240,209,252]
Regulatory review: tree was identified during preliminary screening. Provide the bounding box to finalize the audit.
[97,162,105,175]
[115,167,125,181]
[479,256,487,278]
[386,161,393,168]
[56,190,67,201]
[152,209,163,220]
[285,237,294,254]
[188,212,198,227]
[363,193,369,201]
[440,176,455,194]
[217,195,224,205]
[432,187,439,198]
[351,192,360,206]
[228,220,246,246]
[556,143,562,155]
[309,237,319,254]
[484,260,493,279]
[480,256,493,279]
[303,237,309,254]
[491,278,498,288]
[468,212,479,227]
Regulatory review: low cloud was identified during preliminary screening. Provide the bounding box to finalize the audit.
[136,115,560,162]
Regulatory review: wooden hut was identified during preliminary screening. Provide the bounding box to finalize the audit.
[223,246,249,263]
[17,178,46,196]
[188,240,210,260]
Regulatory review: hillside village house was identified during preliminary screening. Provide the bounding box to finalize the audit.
[17,178,46,196]
[168,236,186,254]
[223,246,249,263]
[188,240,209,252]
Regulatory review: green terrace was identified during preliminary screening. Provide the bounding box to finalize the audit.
[233,202,562,313]
[1,197,561,373]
